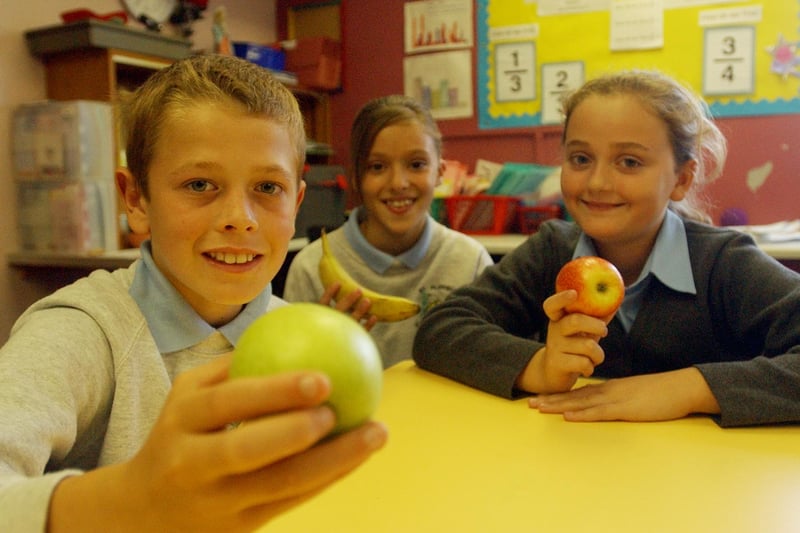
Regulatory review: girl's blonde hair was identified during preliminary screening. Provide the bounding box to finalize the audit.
[561,70,727,223]
[348,95,442,205]
[118,54,306,198]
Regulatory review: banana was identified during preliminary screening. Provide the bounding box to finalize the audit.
[318,229,421,322]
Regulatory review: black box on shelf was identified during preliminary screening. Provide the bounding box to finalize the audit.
[295,165,347,240]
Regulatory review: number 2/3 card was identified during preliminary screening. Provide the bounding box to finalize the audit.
[541,62,584,125]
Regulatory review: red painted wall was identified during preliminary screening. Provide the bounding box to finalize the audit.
[291,0,800,225]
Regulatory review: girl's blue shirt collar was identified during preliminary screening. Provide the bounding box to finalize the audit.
[573,209,696,332]
[573,209,697,295]
[343,206,433,274]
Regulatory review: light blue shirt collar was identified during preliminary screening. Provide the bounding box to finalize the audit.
[573,210,695,332]
[343,206,433,274]
[573,209,696,294]
[129,241,272,353]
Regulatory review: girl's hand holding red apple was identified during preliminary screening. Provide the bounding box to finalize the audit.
[516,257,624,395]
[525,258,721,422]
[515,290,609,394]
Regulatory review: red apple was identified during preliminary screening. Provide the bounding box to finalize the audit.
[555,256,625,321]
[230,303,383,434]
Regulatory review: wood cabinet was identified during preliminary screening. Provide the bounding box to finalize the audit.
[41,47,173,102]
[39,47,332,153]
[40,48,331,160]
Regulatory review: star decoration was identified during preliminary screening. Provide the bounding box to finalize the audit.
[765,34,800,79]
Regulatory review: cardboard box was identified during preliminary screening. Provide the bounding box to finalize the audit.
[294,56,341,90]
[285,37,341,90]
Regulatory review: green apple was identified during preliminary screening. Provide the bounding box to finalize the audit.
[230,303,382,434]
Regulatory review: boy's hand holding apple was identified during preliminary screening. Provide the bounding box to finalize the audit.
[78,332,387,533]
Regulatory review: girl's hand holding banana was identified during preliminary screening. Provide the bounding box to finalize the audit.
[318,230,421,323]
[319,281,379,331]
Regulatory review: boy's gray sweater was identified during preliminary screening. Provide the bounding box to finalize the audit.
[0,264,284,532]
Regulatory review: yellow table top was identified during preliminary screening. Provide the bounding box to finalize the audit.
[267,361,800,533]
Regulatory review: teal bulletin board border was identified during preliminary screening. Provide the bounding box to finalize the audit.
[478,0,537,129]
[478,0,800,130]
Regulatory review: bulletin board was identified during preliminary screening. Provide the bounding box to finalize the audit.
[477,1,800,129]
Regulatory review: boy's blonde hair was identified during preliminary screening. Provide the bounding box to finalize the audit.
[118,54,306,198]
[348,95,442,205]
[560,70,727,223]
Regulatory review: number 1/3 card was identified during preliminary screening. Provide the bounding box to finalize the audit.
[494,41,536,102]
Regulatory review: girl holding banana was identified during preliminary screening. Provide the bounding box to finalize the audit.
[284,95,492,367]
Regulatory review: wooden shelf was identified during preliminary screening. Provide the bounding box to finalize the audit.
[7,239,311,271]
[8,238,313,298]
[8,249,140,271]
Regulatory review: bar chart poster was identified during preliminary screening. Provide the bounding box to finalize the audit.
[477,0,800,129]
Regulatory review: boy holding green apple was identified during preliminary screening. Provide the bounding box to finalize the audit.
[0,54,386,532]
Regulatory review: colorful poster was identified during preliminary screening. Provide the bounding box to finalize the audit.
[404,49,474,119]
[477,0,800,129]
[405,0,473,54]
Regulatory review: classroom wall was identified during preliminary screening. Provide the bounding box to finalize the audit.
[2,1,798,341]
[322,0,799,226]
[0,1,276,342]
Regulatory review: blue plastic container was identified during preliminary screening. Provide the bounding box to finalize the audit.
[233,42,286,71]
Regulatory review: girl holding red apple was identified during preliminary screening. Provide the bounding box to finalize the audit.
[413,70,800,427]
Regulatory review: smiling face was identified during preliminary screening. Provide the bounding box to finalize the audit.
[358,119,443,254]
[121,101,305,326]
[561,93,694,261]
